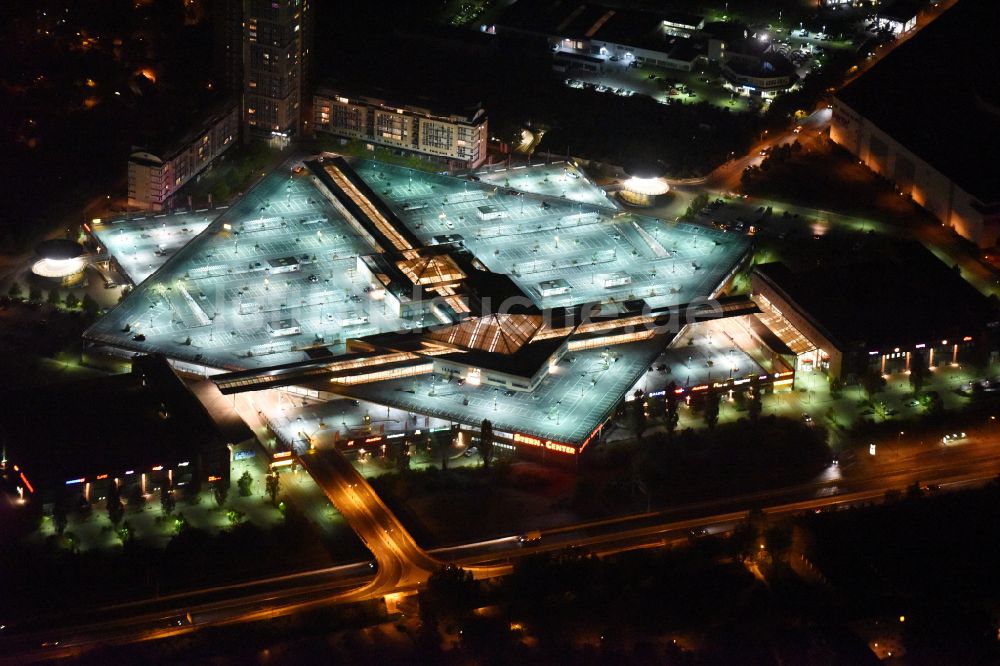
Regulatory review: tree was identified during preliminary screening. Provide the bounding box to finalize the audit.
[479,419,495,469]
[7,281,22,299]
[28,286,42,303]
[53,493,69,535]
[703,385,720,429]
[420,565,477,630]
[684,192,710,218]
[392,439,411,473]
[664,381,679,439]
[126,483,145,510]
[746,378,762,422]
[861,366,886,403]
[159,482,175,516]
[81,294,99,319]
[237,470,253,497]
[829,376,844,398]
[430,431,451,470]
[107,480,125,526]
[630,390,647,438]
[64,292,80,309]
[213,482,229,507]
[265,470,281,505]
[46,288,61,306]
[909,350,927,395]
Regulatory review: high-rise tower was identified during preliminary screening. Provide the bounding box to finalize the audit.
[212,0,244,95]
[242,0,313,141]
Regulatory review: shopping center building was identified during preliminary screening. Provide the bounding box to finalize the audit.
[84,155,771,459]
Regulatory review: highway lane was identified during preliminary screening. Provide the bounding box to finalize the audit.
[298,448,440,589]
[5,437,1000,662]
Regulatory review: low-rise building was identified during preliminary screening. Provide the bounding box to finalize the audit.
[703,22,799,96]
[751,242,997,381]
[313,85,488,169]
[875,0,920,35]
[830,0,1000,247]
[0,355,255,507]
[127,102,239,210]
[497,0,706,72]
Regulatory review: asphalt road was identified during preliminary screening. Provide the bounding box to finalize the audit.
[5,432,1000,663]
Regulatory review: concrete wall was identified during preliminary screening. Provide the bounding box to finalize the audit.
[830,97,996,247]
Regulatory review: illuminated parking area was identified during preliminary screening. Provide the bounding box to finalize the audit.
[627,320,769,397]
[334,332,669,445]
[90,211,217,284]
[472,162,617,208]
[85,169,389,370]
[351,160,746,310]
[87,158,748,403]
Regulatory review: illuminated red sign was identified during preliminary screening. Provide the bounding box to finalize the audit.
[512,433,576,455]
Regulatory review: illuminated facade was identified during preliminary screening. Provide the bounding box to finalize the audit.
[313,86,488,169]
[497,1,706,72]
[751,245,996,381]
[31,239,88,287]
[830,0,1000,248]
[0,355,250,504]
[127,103,240,210]
[243,0,313,139]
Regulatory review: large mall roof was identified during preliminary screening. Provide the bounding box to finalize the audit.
[85,157,748,393]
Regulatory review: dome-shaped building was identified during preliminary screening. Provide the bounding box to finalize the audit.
[32,239,87,286]
[619,160,670,207]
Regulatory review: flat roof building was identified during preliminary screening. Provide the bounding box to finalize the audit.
[497,0,706,72]
[703,22,799,96]
[751,242,998,380]
[0,355,255,506]
[313,84,488,169]
[875,0,921,35]
[128,102,240,210]
[85,156,753,457]
[831,0,1000,247]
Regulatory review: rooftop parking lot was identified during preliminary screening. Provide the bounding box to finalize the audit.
[340,332,669,444]
[91,210,217,284]
[351,160,747,310]
[87,160,747,378]
[628,319,767,397]
[86,168,386,369]
[472,162,617,208]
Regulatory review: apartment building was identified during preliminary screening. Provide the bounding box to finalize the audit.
[127,103,240,210]
[313,85,488,168]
